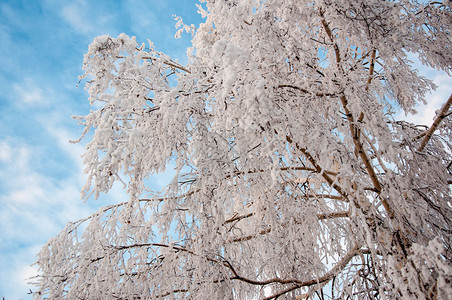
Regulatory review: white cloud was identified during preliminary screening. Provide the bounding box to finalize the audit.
[0,141,12,162]
[125,0,160,35]
[60,0,117,37]
[13,78,49,106]
[61,1,93,35]
[0,107,135,296]
[0,137,111,298]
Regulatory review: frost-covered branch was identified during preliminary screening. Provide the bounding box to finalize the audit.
[418,93,452,151]
[286,135,348,198]
[262,247,363,299]
[319,9,394,222]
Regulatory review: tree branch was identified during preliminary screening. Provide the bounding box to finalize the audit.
[318,10,394,221]
[113,241,362,294]
[226,166,338,179]
[277,84,337,97]
[317,211,349,220]
[418,93,452,152]
[224,211,349,244]
[365,49,377,90]
[286,135,347,198]
[263,248,360,299]
[116,55,191,73]
[234,247,362,299]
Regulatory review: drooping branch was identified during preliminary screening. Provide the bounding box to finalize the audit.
[111,240,363,296]
[240,247,363,299]
[362,131,389,174]
[225,212,254,224]
[264,248,366,299]
[318,11,396,222]
[294,281,331,300]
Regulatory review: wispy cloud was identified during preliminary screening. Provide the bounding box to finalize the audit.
[0,139,82,296]
[0,133,129,298]
[61,0,93,35]
[60,0,120,38]
[13,78,49,106]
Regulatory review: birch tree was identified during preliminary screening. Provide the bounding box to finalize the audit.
[34,0,452,299]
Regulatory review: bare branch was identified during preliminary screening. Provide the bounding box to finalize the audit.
[317,211,349,220]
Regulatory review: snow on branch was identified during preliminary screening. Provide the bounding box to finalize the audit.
[35,1,452,299]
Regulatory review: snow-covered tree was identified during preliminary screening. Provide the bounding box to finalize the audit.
[34,0,452,298]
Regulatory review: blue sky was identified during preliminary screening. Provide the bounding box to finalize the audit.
[0,0,201,298]
[0,1,450,299]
